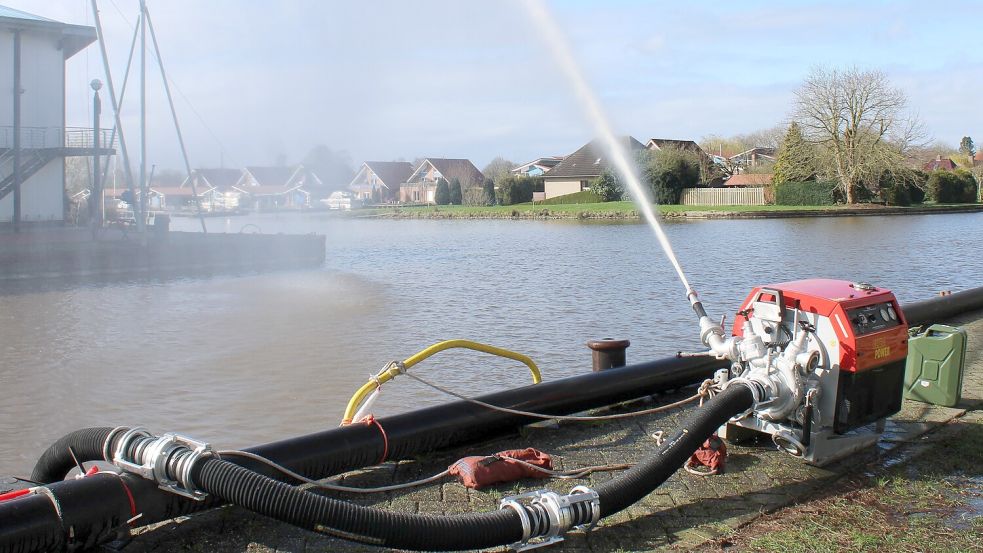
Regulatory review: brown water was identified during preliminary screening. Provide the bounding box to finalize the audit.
[1,212,981,475]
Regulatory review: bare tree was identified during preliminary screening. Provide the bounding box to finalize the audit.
[794,66,924,203]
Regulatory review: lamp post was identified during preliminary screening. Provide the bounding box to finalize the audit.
[90,78,103,229]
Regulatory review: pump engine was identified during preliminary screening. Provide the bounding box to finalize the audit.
[695,279,908,465]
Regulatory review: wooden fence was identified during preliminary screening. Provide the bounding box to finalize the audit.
[680,187,766,206]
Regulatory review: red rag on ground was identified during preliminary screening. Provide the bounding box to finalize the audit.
[687,433,727,474]
[448,448,553,490]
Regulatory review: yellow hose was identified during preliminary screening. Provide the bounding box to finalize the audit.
[341,339,542,424]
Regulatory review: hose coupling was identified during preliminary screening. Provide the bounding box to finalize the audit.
[111,427,217,501]
[500,486,600,551]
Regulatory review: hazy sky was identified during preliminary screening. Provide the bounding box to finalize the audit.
[11,0,982,178]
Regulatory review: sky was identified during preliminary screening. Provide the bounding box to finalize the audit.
[9,0,983,179]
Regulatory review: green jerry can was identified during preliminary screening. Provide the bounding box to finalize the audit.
[904,324,968,407]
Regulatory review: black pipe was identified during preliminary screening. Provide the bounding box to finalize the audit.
[902,285,983,327]
[3,355,724,552]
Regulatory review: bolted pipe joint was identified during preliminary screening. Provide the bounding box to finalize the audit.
[500,486,600,551]
[110,427,217,501]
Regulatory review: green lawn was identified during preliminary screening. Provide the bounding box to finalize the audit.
[354,201,980,219]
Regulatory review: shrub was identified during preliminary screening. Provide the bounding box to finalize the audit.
[774,181,837,205]
[927,170,977,203]
[589,171,623,202]
[434,179,450,205]
[482,178,496,205]
[639,148,700,204]
[880,173,911,206]
[449,178,463,205]
[496,175,538,205]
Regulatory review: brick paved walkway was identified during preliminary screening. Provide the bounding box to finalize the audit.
[127,310,982,553]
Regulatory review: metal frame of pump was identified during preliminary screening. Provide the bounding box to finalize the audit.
[691,279,909,466]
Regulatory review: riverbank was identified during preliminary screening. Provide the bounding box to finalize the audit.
[123,308,982,553]
[355,202,983,220]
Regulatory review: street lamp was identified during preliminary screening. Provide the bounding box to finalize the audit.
[90,79,103,229]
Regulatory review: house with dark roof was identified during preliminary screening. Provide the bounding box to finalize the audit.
[542,137,645,200]
[400,158,484,204]
[923,155,958,172]
[511,157,564,177]
[233,166,317,210]
[724,173,772,187]
[348,161,414,203]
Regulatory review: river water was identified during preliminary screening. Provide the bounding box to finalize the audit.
[1,212,981,474]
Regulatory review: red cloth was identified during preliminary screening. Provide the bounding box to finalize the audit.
[448,448,553,489]
[687,433,727,474]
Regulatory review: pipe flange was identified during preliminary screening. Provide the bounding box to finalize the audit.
[112,429,215,501]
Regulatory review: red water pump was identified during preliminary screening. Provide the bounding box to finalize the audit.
[697,279,908,465]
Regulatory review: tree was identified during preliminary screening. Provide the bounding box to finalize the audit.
[793,66,923,203]
[639,148,700,204]
[589,171,622,201]
[434,178,450,205]
[371,187,381,204]
[481,157,515,184]
[959,136,976,157]
[482,178,496,205]
[449,178,463,205]
[772,122,816,184]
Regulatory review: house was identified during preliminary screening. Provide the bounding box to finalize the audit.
[511,157,563,177]
[542,137,645,200]
[729,148,776,172]
[724,173,772,187]
[149,185,216,211]
[0,6,104,225]
[400,158,484,204]
[321,190,361,211]
[181,168,242,211]
[923,155,957,172]
[348,161,414,203]
[973,151,982,167]
[233,166,314,210]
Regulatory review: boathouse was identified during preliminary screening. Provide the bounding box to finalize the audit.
[0,6,110,226]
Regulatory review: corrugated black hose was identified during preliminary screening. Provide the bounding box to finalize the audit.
[192,457,524,551]
[30,427,115,483]
[187,384,754,550]
[595,383,754,516]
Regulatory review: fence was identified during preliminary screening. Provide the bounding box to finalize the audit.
[0,127,117,150]
[680,187,766,206]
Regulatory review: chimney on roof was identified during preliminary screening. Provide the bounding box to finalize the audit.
[936,154,942,161]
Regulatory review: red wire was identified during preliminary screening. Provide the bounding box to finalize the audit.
[362,415,389,464]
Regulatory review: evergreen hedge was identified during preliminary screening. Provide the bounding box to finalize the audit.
[774,181,838,205]
[534,191,603,205]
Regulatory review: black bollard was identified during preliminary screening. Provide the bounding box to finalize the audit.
[587,338,630,371]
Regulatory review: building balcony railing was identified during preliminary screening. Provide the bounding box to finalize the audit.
[0,126,118,151]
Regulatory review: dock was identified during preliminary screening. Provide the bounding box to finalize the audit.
[100,309,983,552]
[0,226,325,282]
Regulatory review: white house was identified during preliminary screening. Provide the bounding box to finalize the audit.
[0,6,99,224]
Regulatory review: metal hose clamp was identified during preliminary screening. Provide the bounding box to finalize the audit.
[500,486,601,551]
[112,428,216,501]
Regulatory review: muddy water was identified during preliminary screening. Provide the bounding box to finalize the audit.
[1,212,981,474]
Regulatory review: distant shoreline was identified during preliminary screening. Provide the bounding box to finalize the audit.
[353,203,983,221]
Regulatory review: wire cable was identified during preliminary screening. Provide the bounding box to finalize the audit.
[401,373,718,422]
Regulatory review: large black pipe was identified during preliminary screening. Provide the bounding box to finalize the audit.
[2,355,724,552]
[903,285,983,327]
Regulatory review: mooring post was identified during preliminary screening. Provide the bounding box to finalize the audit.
[587,339,630,372]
